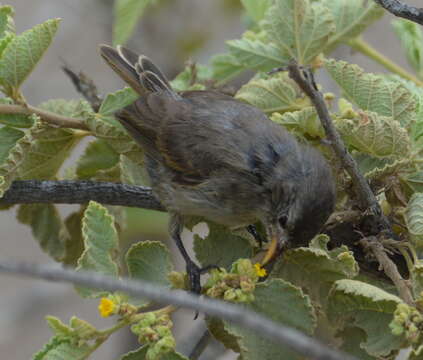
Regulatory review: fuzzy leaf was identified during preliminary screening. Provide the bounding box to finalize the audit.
[225,279,316,360]
[76,139,119,179]
[405,193,423,251]
[33,336,92,360]
[126,241,172,285]
[272,235,359,306]
[76,201,119,298]
[335,111,410,158]
[0,118,38,197]
[99,87,138,128]
[0,5,14,38]
[323,0,384,52]
[193,221,254,270]
[328,279,405,357]
[18,204,67,262]
[262,0,335,65]
[0,18,60,96]
[271,107,324,138]
[236,73,306,114]
[120,154,147,185]
[170,64,212,92]
[210,53,244,83]
[410,345,423,360]
[337,327,378,360]
[393,19,423,77]
[241,0,272,23]
[17,125,81,180]
[113,0,151,46]
[0,97,34,127]
[325,59,417,126]
[39,99,94,119]
[120,346,188,360]
[62,209,85,266]
[0,126,24,163]
[206,317,240,353]
[401,171,423,196]
[227,36,282,72]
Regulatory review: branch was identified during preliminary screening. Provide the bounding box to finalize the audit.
[0,180,164,211]
[360,237,414,305]
[62,65,103,112]
[0,260,357,360]
[0,104,89,131]
[287,63,392,233]
[373,0,423,25]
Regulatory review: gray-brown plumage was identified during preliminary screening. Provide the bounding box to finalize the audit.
[100,45,336,293]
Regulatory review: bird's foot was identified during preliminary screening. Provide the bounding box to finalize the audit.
[247,225,267,248]
[186,261,219,295]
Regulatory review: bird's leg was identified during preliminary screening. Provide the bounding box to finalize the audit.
[246,224,267,248]
[169,214,213,295]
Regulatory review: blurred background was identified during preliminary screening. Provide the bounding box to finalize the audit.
[1,0,421,359]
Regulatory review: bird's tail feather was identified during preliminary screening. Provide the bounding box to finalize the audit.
[99,44,173,96]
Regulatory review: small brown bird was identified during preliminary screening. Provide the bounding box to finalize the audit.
[99,45,336,293]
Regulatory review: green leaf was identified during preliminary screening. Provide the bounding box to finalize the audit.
[328,279,405,357]
[235,73,306,114]
[193,221,254,270]
[45,316,74,338]
[271,107,324,138]
[240,0,272,23]
[99,87,138,128]
[225,279,316,360]
[33,336,92,360]
[0,18,60,96]
[39,99,94,119]
[405,193,423,251]
[76,201,119,298]
[323,0,384,52]
[0,117,38,197]
[400,171,423,195]
[354,153,410,180]
[120,154,147,186]
[18,204,67,261]
[120,346,188,360]
[210,53,244,83]
[325,58,417,127]
[262,0,335,65]
[272,234,359,306]
[410,260,423,299]
[0,126,24,163]
[17,125,81,180]
[410,345,423,360]
[113,0,151,46]
[335,111,410,158]
[227,36,282,72]
[393,19,423,77]
[0,5,14,38]
[337,327,378,360]
[62,208,85,266]
[76,139,120,180]
[206,317,240,353]
[126,241,172,285]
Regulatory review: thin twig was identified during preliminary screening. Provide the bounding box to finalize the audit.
[0,260,357,360]
[287,63,392,233]
[0,180,164,211]
[373,0,423,25]
[0,104,89,130]
[62,65,103,111]
[360,236,414,305]
[189,330,212,360]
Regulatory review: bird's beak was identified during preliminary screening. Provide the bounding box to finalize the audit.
[261,222,287,265]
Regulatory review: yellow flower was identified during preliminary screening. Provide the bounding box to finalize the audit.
[254,263,267,278]
[98,297,116,317]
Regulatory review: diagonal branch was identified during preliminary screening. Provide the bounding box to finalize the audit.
[373,0,423,25]
[0,259,357,360]
[0,180,164,211]
[287,63,392,233]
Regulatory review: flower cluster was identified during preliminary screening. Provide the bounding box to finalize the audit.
[131,312,175,360]
[203,259,265,303]
[390,303,423,343]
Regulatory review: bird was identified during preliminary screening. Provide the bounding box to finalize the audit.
[99,45,336,294]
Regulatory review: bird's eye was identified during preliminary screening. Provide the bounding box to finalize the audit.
[279,215,288,228]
